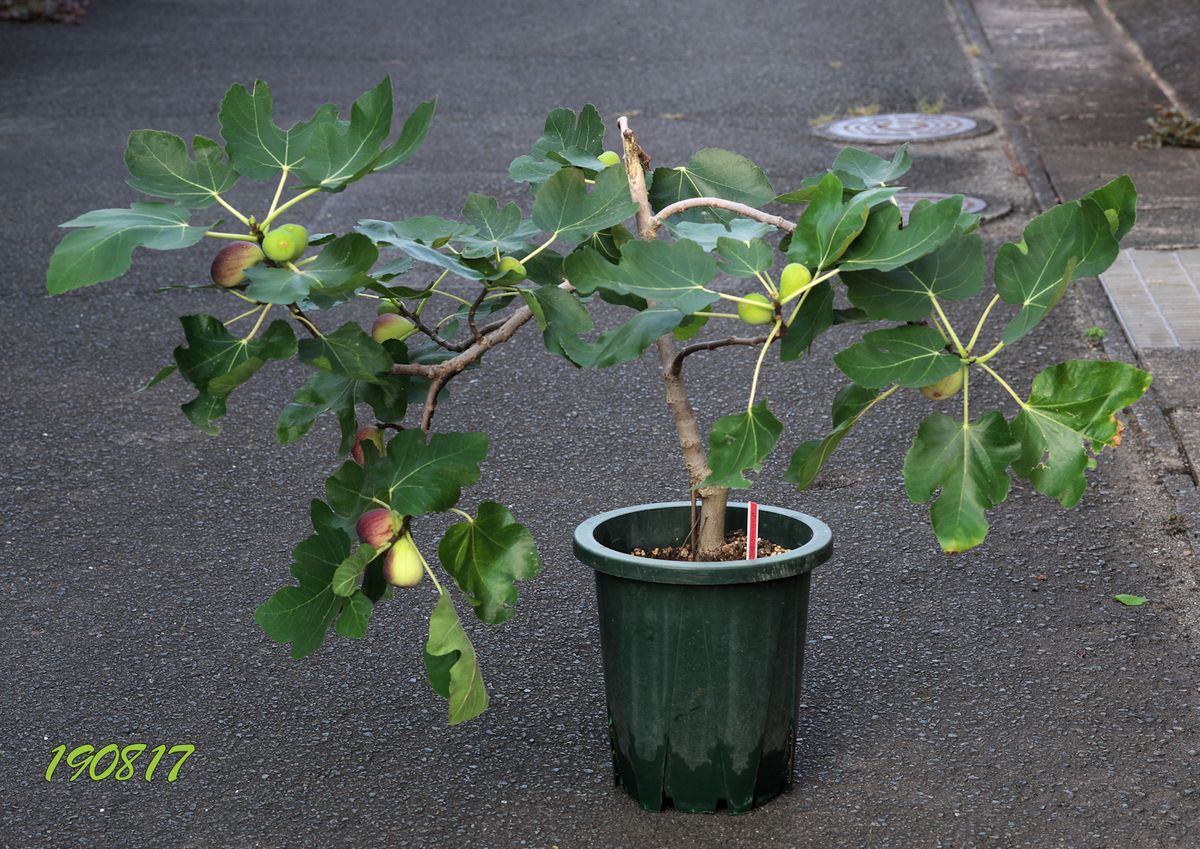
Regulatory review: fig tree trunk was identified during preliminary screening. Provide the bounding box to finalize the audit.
[620,119,731,559]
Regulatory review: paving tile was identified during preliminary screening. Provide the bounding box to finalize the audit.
[1100,249,1200,349]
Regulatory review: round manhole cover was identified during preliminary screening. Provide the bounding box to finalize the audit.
[813,113,993,143]
[893,192,1011,225]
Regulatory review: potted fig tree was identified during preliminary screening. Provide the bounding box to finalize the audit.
[46,79,1150,814]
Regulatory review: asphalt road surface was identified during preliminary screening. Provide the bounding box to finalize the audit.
[1,1,1196,847]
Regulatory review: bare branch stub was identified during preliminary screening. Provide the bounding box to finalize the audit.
[670,334,773,377]
[649,197,797,238]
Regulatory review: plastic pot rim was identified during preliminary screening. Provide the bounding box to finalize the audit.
[574,501,832,586]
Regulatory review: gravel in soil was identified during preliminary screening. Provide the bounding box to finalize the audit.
[631,529,790,562]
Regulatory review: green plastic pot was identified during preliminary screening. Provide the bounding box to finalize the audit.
[574,501,832,814]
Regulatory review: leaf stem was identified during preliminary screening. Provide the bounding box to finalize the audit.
[415,543,447,596]
[694,310,741,319]
[967,294,1001,353]
[975,341,1005,364]
[263,187,320,227]
[714,291,773,308]
[448,507,474,523]
[520,232,558,264]
[241,304,272,342]
[746,320,782,412]
[205,231,258,242]
[415,270,450,318]
[223,306,262,326]
[213,194,251,227]
[929,294,967,356]
[962,365,970,427]
[977,362,1028,409]
[265,168,290,225]
[755,271,777,297]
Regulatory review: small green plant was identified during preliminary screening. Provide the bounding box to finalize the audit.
[1086,326,1107,342]
[916,95,946,115]
[1136,105,1200,149]
[46,80,1151,724]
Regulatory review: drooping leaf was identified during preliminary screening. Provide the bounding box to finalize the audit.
[457,194,539,258]
[648,148,775,224]
[532,165,637,244]
[787,174,898,271]
[243,233,379,305]
[367,429,489,517]
[561,306,685,368]
[834,325,960,388]
[780,281,835,361]
[255,523,352,658]
[1010,360,1151,507]
[786,384,888,489]
[438,502,542,625]
[357,215,474,247]
[424,592,489,725]
[370,98,437,173]
[297,322,393,382]
[664,217,774,251]
[355,223,484,281]
[124,132,238,208]
[294,77,395,191]
[995,198,1118,344]
[566,239,719,314]
[331,544,380,597]
[830,144,912,189]
[520,284,594,359]
[335,590,375,638]
[276,371,359,450]
[1084,175,1137,240]
[173,314,296,434]
[701,401,784,489]
[903,411,1020,553]
[47,203,211,293]
[218,80,338,180]
[137,363,178,392]
[715,237,774,278]
[842,228,984,321]
[839,195,963,272]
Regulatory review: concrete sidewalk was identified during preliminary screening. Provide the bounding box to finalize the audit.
[1,2,1197,847]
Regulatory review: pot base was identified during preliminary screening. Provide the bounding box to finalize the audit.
[576,502,832,814]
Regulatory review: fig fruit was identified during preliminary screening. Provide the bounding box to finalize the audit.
[210,242,265,288]
[262,223,309,262]
[779,262,812,300]
[383,533,425,587]
[496,256,526,280]
[371,313,417,344]
[377,300,402,316]
[351,425,385,464]
[597,150,621,168]
[356,507,400,548]
[737,292,775,325]
[919,369,965,400]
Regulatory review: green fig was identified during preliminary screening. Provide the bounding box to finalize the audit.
[737,292,775,325]
[496,256,526,280]
[919,369,965,400]
[779,262,812,300]
[383,533,424,587]
[262,223,309,262]
[210,242,265,287]
[371,313,417,344]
